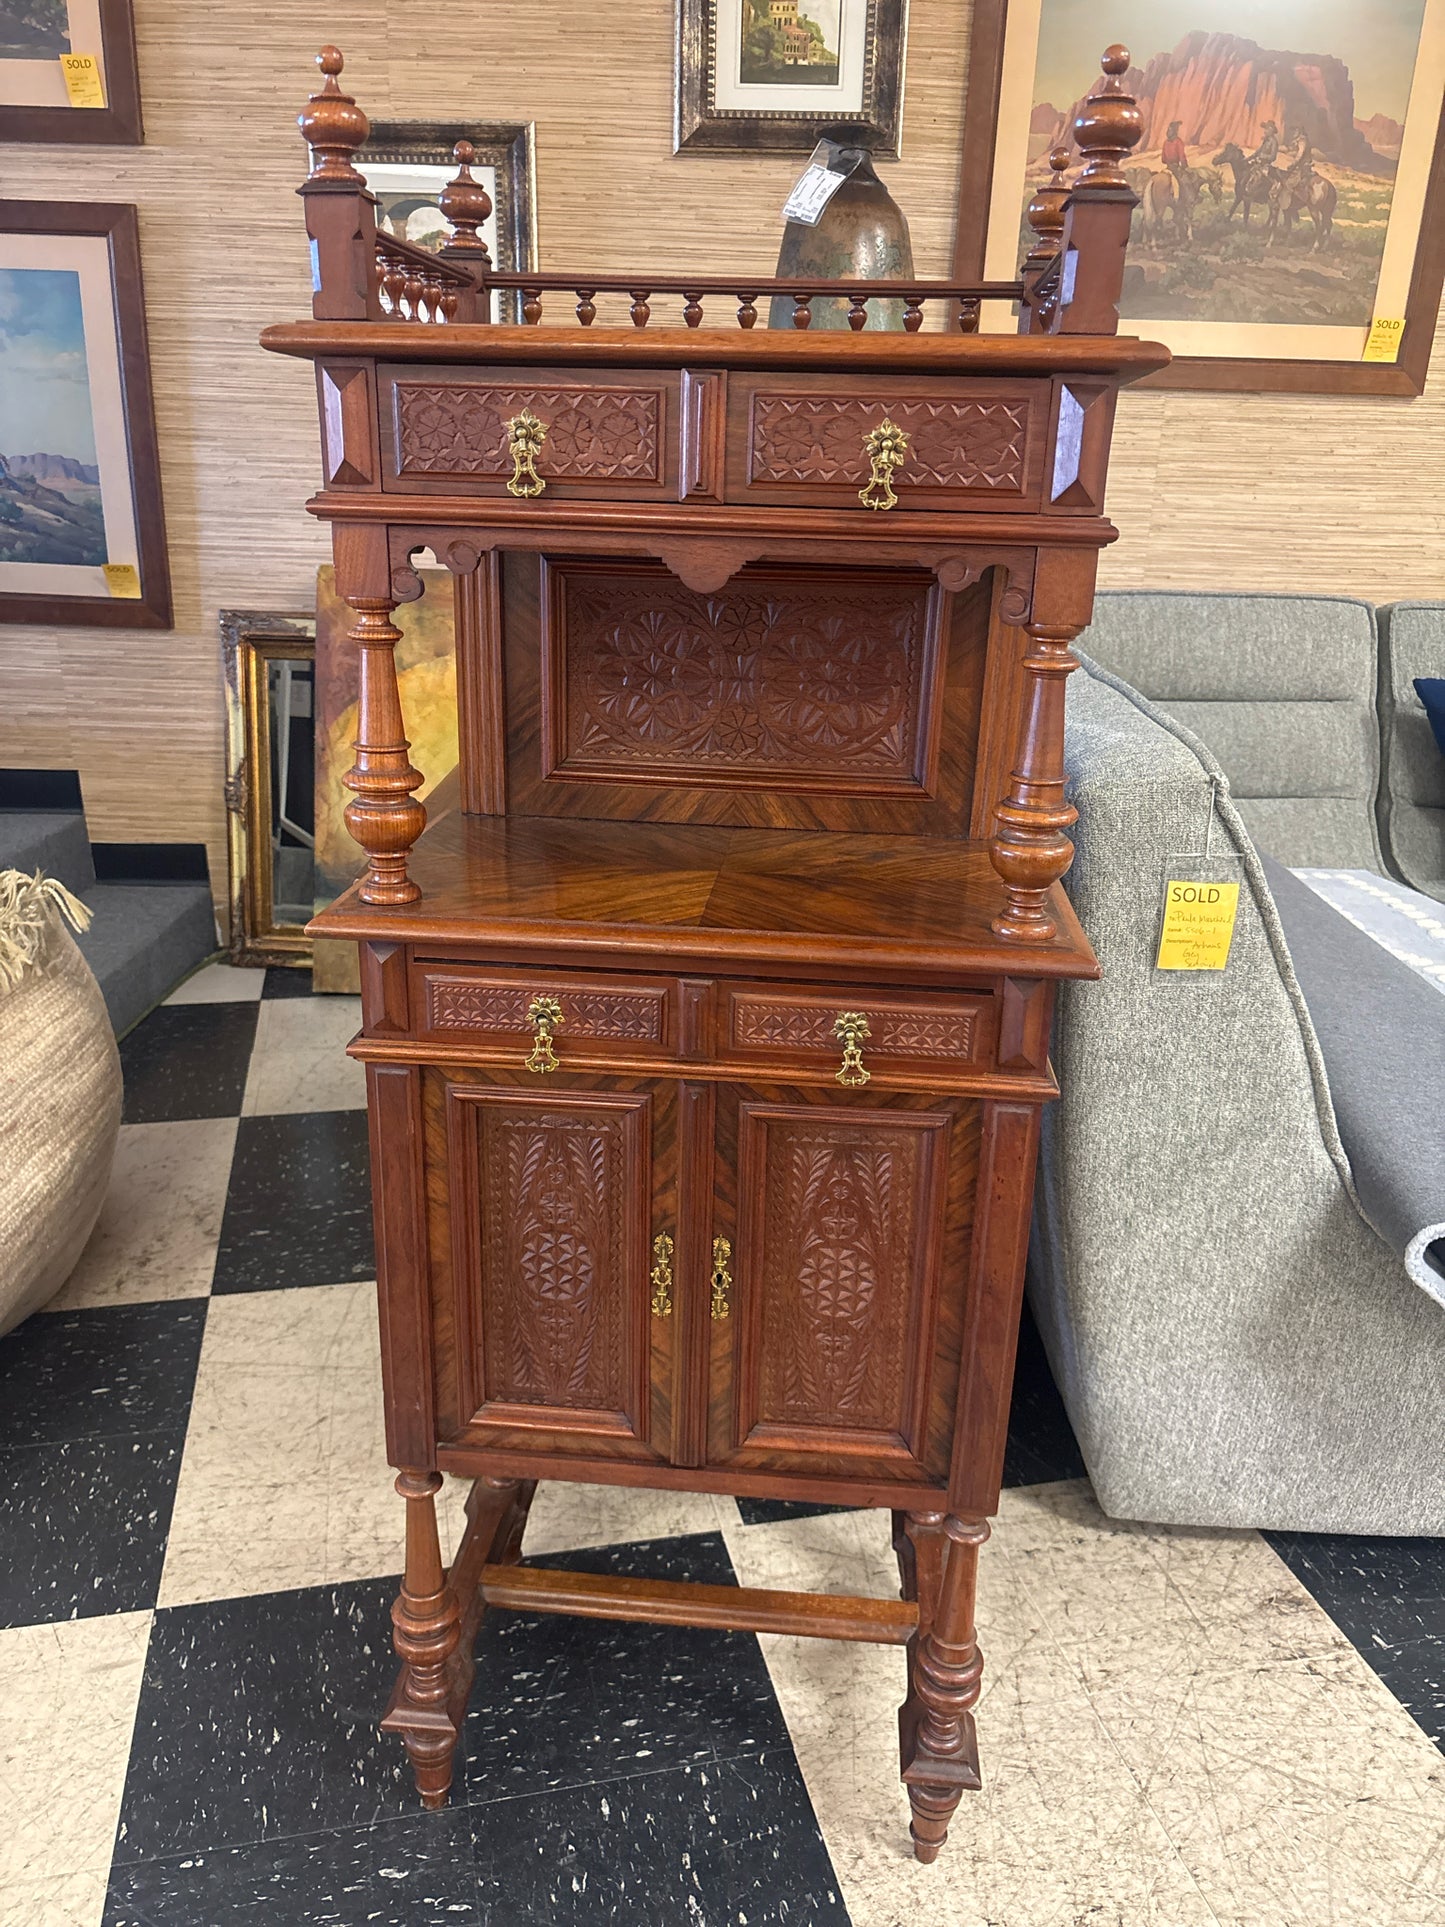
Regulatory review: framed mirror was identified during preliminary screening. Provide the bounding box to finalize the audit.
[220,610,316,968]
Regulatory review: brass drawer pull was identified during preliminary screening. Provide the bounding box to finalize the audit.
[524,994,563,1073]
[859,418,908,511]
[650,1232,674,1318]
[833,1010,871,1086]
[505,409,547,497]
[710,1235,732,1320]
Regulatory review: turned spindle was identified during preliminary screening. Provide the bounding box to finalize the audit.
[629,289,652,328]
[298,45,368,183]
[899,1515,988,1864]
[386,1470,463,1807]
[902,294,923,333]
[737,292,758,328]
[847,292,869,332]
[575,288,597,325]
[439,141,493,258]
[298,47,380,321]
[791,293,813,330]
[988,622,1083,941]
[683,291,704,328]
[1073,43,1144,190]
[1046,45,1144,335]
[1024,146,1072,269]
[341,598,427,906]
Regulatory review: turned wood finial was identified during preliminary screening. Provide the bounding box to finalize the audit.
[1072,44,1142,191]
[299,45,370,183]
[1024,146,1071,264]
[439,140,494,260]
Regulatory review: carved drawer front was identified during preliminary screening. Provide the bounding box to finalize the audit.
[729,373,1045,511]
[381,366,679,498]
[418,964,676,1067]
[718,982,993,1085]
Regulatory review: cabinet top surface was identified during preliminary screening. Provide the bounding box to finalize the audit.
[309,811,1099,983]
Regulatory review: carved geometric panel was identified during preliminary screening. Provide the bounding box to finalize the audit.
[475,1100,636,1412]
[746,1109,944,1438]
[730,995,979,1061]
[393,381,663,481]
[749,394,1031,493]
[429,976,666,1042]
[545,564,938,790]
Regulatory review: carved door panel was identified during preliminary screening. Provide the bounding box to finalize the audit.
[442,1071,677,1465]
[707,1085,980,1486]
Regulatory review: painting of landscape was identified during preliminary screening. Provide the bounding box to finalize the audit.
[738,0,841,87]
[0,1,71,58]
[1024,0,1428,325]
[0,266,107,569]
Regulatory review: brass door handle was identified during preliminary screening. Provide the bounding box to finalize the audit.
[650,1232,674,1318]
[833,1010,871,1087]
[505,408,547,497]
[710,1235,732,1320]
[858,417,908,511]
[524,994,563,1073]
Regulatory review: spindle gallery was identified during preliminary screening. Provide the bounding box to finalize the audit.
[261,42,1167,1864]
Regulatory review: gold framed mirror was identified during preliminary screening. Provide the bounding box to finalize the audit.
[220,610,317,968]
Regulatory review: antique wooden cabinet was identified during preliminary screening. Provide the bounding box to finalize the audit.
[263,45,1166,1864]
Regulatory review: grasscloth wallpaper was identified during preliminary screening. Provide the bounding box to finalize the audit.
[4,0,1443,895]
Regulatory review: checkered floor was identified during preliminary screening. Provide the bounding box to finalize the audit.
[4,959,1444,1927]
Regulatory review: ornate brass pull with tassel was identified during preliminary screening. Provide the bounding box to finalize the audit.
[858,418,908,510]
[650,1233,674,1318]
[710,1235,732,1320]
[524,994,563,1073]
[505,409,547,497]
[833,1010,871,1086]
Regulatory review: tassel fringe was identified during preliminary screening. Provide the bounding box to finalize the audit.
[0,870,93,992]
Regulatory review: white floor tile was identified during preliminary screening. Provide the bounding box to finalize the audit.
[241,996,366,1115]
[164,961,264,1004]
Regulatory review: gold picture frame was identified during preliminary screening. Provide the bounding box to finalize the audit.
[220,610,315,968]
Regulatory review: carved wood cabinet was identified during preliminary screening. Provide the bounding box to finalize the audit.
[265,43,1166,1867]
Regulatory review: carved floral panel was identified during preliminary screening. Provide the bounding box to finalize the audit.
[749,394,1031,492]
[731,996,978,1060]
[429,977,666,1042]
[394,382,664,481]
[549,567,936,787]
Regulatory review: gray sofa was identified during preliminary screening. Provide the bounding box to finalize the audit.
[1027,593,1445,1535]
[1380,602,1445,902]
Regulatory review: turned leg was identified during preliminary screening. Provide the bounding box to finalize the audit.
[341,595,426,906]
[387,1469,462,1808]
[988,621,1082,942]
[898,1513,988,1864]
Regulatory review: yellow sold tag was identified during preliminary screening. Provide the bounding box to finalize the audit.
[1363,316,1405,363]
[102,562,142,599]
[1156,879,1240,971]
[59,52,106,107]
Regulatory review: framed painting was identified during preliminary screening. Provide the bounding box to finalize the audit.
[359,120,537,322]
[675,0,908,156]
[0,0,143,144]
[956,0,1445,394]
[0,201,170,627]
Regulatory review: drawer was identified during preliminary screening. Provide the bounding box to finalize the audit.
[380,365,681,499]
[716,981,995,1083]
[728,371,1047,512]
[415,964,679,1066]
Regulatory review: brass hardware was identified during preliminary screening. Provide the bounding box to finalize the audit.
[524,994,563,1073]
[505,409,547,497]
[710,1235,732,1320]
[650,1232,674,1318]
[833,1010,872,1087]
[858,418,908,511]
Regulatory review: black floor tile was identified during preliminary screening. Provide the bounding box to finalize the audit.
[212,1110,374,1293]
[461,1534,792,1804]
[734,1499,863,1527]
[469,1752,848,1927]
[263,966,315,1000]
[104,1808,481,1927]
[1002,1304,1086,1488]
[0,1302,206,1449]
[0,1432,184,1627]
[120,1003,258,1123]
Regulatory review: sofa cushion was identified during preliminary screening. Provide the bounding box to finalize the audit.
[1377,603,1445,903]
[1414,678,1445,758]
[1080,589,1384,870]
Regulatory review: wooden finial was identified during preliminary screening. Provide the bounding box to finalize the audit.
[1072,44,1142,190]
[1024,146,1072,263]
[439,140,493,260]
[298,45,370,184]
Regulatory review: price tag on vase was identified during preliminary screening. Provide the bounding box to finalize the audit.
[781,143,848,228]
[59,52,106,108]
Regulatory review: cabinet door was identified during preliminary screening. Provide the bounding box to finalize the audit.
[707,1085,980,1485]
[438,1070,676,1465]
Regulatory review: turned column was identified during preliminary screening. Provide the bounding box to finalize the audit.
[341,597,426,905]
[296,47,381,322]
[989,622,1082,941]
[388,1469,463,1806]
[899,1513,988,1863]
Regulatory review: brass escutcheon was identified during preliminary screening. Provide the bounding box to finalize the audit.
[524,994,563,1073]
[710,1235,732,1320]
[858,418,908,511]
[505,409,548,497]
[650,1232,675,1318]
[833,1010,872,1086]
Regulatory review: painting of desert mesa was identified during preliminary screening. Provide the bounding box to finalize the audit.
[0,267,108,569]
[1026,2,1427,325]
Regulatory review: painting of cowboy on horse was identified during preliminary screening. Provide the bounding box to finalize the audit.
[1020,3,1424,327]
